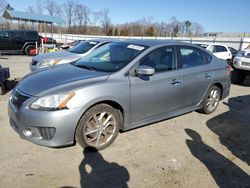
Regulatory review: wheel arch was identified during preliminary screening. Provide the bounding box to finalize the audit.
[73,99,126,143]
[212,82,223,100]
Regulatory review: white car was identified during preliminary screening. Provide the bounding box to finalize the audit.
[206,44,232,63]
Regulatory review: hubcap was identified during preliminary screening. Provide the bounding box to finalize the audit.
[206,89,219,112]
[84,111,116,147]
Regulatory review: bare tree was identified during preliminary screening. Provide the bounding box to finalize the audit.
[36,0,43,14]
[101,8,112,35]
[74,3,90,34]
[191,22,204,37]
[64,0,75,32]
[44,0,60,16]
[27,6,34,13]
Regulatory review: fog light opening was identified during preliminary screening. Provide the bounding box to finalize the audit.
[23,128,33,137]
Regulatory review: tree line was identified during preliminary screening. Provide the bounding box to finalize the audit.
[1,0,204,37]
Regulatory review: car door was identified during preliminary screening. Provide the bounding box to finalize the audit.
[129,46,184,123]
[11,31,25,51]
[0,31,11,51]
[178,46,213,108]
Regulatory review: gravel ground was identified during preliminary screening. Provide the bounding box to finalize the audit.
[0,55,250,188]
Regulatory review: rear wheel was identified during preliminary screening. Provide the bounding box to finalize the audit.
[25,45,36,56]
[200,86,221,114]
[231,68,246,84]
[75,104,121,150]
[226,59,232,65]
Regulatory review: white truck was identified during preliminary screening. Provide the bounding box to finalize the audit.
[231,49,250,84]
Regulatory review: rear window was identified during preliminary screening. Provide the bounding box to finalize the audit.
[25,31,39,40]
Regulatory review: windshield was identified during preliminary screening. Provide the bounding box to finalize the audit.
[69,41,99,54]
[73,42,147,72]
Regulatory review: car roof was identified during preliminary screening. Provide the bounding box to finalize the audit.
[87,38,120,43]
[0,29,37,32]
[115,39,189,47]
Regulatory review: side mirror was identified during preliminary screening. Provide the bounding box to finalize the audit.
[135,65,155,76]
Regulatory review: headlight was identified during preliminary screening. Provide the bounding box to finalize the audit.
[39,59,61,66]
[30,92,75,111]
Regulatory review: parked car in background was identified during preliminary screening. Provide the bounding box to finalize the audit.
[194,43,208,49]
[206,44,232,63]
[228,47,238,60]
[40,36,57,44]
[231,49,250,84]
[9,40,231,150]
[30,39,116,72]
[0,30,40,56]
[0,65,10,95]
[60,40,84,50]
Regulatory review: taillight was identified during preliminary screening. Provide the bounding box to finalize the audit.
[226,65,233,76]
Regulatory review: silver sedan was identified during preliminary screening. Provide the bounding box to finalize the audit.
[9,40,231,150]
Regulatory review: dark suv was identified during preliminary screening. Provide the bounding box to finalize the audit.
[0,30,40,55]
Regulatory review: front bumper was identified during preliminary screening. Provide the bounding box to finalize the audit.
[233,58,250,71]
[8,96,82,147]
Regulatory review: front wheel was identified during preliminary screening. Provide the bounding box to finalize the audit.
[200,86,221,114]
[75,104,121,150]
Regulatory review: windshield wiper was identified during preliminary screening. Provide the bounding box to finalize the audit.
[74,64,97,71]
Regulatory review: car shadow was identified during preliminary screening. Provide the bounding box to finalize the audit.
[185,129,250,187]
[207,95,250,165]
[78,148,130,188]
[241,76,250,87]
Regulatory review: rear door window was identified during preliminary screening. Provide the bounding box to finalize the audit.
[214,45,227,52]
[13,31,24,39]
[25,31,38,40]
[179,47,205,68]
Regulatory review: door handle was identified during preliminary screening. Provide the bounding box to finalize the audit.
[171,79,181,85]
[205,73,212,79]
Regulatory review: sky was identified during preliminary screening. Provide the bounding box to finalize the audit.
[5,0,250,32]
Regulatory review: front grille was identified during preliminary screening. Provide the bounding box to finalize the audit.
[11,89,30,109]
[242,62,250,66]
[37,127,56,140]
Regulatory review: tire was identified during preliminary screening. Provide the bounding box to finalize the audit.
[75,104,121,150]
[199,86,221,114]
[226,59,231,65]
[0,82,6,95]
[24,45,36,56]
[231,69,246,84]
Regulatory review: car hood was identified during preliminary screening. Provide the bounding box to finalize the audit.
[32,50,82,62]
[17,64,110,96]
